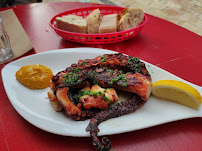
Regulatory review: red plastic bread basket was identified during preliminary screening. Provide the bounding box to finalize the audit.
[50,6,148,44]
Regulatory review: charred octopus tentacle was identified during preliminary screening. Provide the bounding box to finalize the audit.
[47,53,152,150]
[48,53,151,120]
[86,94,146,151]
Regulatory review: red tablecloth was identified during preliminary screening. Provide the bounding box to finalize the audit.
[0,2,202,151]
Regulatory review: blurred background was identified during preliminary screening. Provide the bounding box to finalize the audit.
[1,0,201,36]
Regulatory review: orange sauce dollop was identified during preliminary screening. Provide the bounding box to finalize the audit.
[16,64,53,89]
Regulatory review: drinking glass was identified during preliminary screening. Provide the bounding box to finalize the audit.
[0,17,13,62]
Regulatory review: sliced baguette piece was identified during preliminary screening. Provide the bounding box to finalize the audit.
[118,13,133,32]
[99,14,118,34]
[56,15,87,33]
[118,8,129,20]
[118,8,144,31]
[87,9,102,34]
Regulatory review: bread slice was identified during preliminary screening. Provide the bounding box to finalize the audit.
[99,14,118,34]
[118,8,144,31]
[56,15,87,33]
[87,9,102,34]
[118,8,129,20]
[117,13,132,31]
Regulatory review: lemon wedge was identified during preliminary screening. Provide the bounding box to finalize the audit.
[152,80,202,110]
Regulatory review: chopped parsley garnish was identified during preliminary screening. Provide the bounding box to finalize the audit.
[101,66,108,70]
[71,67,81,72]
[121,83,127,87]
[62,67,82,86]
[132,64,140,71]
[104,95,112,102]
[129,57,140,62]
[101,56,107,62]
[78,89,104,98]
[135,64,140,68]
[108,70,128,87]
[108,78,118,85]
[79,60,88,66]
[109,69,114,75]
[128,57,141,72]
[88,71,98,84]
[118,70,123,74]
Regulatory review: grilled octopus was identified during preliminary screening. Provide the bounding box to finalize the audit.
[48,53,152,150]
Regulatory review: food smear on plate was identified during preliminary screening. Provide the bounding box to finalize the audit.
[47,53,152,151]
[16,64,53,89]
[55,8,144,34]
[152,80,202,110]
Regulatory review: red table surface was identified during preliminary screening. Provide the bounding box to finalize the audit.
[0,2,202,151]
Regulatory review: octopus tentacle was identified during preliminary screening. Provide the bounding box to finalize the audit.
[86,94,146,151]
[92,67,151,101]
[55,87,99,121]
[48,53,151,120]
[71,53,150,76]
[56,87,82,116]
[91,135,111,151]
[48,53,152,150]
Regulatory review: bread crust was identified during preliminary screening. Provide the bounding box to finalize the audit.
[118,8,129,20]
[56,15,87,33]
[118,13,130,32]
[87,9,102,34]
[118,8,144,32]
[55,8,144,34]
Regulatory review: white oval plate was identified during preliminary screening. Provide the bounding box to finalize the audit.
[2,48,202,137]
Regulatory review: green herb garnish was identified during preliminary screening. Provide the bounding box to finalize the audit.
[108,70,128,87]
[104,95,112,102]
[78,89,104,98]
[62,67,82,86]
[79,60,88,66]
[128,57,141,72]
[109,69,114,75]
[88,71,98,84]
[101,56,107,62]
[129,57,140,62]
[71,67,81,72]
